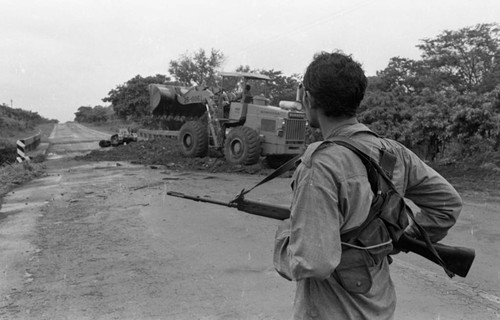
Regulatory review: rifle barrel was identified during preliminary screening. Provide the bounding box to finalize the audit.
[167,191,235,208]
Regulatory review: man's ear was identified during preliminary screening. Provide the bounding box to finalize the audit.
[304,91,316,109]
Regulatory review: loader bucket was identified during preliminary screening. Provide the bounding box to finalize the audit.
[149,84,206,118]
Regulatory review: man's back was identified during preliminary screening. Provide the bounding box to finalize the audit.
[274,122,462,319]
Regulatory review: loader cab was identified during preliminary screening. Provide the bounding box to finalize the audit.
[219,71,272,122]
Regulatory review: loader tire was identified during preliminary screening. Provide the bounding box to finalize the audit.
[224,126,261,165]
[179,121,208,157]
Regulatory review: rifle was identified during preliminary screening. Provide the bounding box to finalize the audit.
[167,191,475,278]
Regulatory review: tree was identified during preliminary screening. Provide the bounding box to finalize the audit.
[168,48,225,86]
[408,88,456,160]
[103,74,170,120]
[417,23,500,93]
[367,23,500,159]
[74,105,114,123]
[74,106,93,122]
[376,57,439,94]
[358,90,413,145]
[448,92,500,155]
[235,65,252,73]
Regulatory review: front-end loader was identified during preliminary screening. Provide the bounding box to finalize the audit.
[148,72,307,165]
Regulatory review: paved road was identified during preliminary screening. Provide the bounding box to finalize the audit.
[0,123,499,319]
[47,122,109,158]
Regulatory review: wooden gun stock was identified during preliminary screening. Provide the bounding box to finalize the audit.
[395,233,475,277]
[167,191,475,278]
[235,199,290,220]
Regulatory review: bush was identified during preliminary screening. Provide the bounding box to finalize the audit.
[0,139,16,164]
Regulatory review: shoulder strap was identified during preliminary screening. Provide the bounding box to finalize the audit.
[331,137,454,277]
[329,137,391,241]
[330,136,397,189]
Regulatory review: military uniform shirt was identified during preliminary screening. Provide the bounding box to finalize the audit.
[273,119,462,320]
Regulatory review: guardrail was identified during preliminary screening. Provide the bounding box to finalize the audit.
[137,129,179,140]
[16,131,42,162]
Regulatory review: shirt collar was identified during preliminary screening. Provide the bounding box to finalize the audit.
[323,118,361,140]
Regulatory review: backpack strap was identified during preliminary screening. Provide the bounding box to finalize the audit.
[330,136,397,188]
[328,137,395,242]
[331,137,454,277]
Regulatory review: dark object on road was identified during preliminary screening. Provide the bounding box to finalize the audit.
[108,128,138,147]
[99,140,111,148]
[99,128,138,148]
[167,190,475,278]
[111,128,138,147]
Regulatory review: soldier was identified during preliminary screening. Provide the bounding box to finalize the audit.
[273,51,462,319]
[243,84,253,103]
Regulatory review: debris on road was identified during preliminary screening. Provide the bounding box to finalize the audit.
[79,137,276,175]
[99,128,138,148]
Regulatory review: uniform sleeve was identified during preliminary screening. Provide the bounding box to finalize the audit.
[402,149,463,243]
[273,161,342,281]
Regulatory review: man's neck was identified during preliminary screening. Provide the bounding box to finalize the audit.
[319,116,358,139]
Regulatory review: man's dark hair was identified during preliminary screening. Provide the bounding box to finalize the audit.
[303,51,367,117]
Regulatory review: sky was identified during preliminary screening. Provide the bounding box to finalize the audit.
[1,0,499,123]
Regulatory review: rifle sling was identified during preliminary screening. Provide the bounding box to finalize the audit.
[233,153,302,199]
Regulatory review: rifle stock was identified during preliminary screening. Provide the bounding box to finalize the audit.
[167,191,474,278]
[235,199,290,220]
[395,233,474,277]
